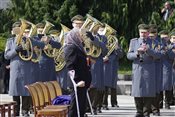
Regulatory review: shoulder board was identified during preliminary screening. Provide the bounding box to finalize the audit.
[130,38,138,41]
[7,37,14,41]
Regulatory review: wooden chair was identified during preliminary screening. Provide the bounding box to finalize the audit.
[35,82,50,105]
[33,82,68,117]
[0,101,16,117]
[44,81,58,102]
[50,81,62,96]
[25,84,66,117]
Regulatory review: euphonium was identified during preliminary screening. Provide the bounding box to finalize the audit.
[54,24,70,72]
[42,21,55,58]
[104,23,118,57]
[16,19,33,61]
[80,14,103,58]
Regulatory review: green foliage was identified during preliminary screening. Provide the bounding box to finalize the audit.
[0,37,6,52]
[1,0,175,71]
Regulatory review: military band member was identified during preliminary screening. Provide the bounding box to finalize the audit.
[35,23,61,82]
[159,30,175,109]
[4,22,31,116]
[170,31,175,106]
[102,27,124,109]
[148,25,162,116]
[50,29,71,94]
[127,24,161,117]
[89,25,108,114]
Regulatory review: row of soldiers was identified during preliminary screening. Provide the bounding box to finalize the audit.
[4,14,123,117]
[127,24,175,117]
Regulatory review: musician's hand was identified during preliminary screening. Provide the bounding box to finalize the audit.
[15,45,23,53]
[41,36,50,44]
[77,81,85,87]
[86,31,94,41]
[103,56,109,62]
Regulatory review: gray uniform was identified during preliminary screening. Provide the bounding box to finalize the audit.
[127,38,161,97]
[104,47,123,88]
[39,39,61,82]
[90,35,108,90]
[4,37,32,96]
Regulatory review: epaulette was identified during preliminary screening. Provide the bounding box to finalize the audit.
[7,37,14,41]
[130,38,138,41]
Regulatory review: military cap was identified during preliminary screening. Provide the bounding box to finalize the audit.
[159,30,169,38]
[159,30,169,35]
[12,21,21,28]
[149,24,157,30]
[138,24,149,32]
[169,32,175,37]
[48,29,60,35]
[71,15,84,22]
[149,28,157,37]
[170,28,175,33]
[36,23,45,28]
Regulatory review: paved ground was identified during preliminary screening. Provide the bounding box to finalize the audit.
[0,94,174,117]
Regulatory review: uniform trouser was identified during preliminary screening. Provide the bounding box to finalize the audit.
[89,88,104,110]
[103,86,118,107]
[13,96,30,114]
[134,97,153,116]
[160,90,172,106]
[68,87,87,117]
[151,93,160,113]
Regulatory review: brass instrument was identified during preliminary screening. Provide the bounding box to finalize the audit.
[16,19,33,61]
[28,23,42,63]
[42,21,55,58]
[104,23,118,57]
[54,24,70,72]
[80,14,103,58]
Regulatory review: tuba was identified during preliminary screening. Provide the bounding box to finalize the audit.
[16,19,33,61]
[42,21,55,58]
[104,23,118,57]
[54,24,70,72]
[80,14,103,58]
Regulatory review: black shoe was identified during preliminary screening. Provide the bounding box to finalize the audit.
[97,108,102,113]
[93,109,97,115]
[22,110,30,117]
[153,112,160,116]
[103,105,109,110]
[112,104,119,107]
[84,113,88,117]
[135,114,144,117]
[165,103,171,109]
[15,112,19,116]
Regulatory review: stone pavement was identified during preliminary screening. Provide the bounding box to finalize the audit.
[0,94,174,117]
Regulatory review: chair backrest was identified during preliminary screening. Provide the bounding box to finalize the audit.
[50,81,62,96]
[36,82,51,105]
[44,82,57,101]
[25,85,40,116]
[33,83,45,109]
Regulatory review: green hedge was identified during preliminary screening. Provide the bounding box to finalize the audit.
[0,37,6,52]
